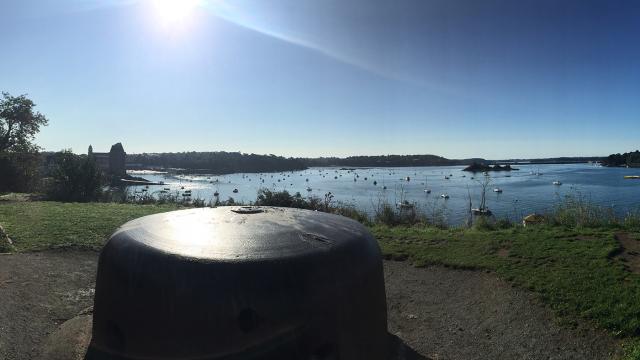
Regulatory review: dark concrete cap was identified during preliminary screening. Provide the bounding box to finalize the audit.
[88,206,389,360]
[108,206,372,261]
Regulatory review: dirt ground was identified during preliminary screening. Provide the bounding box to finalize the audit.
[0,251,621,360]
[384,261,620,360]
[614,232,640,274]
[0,251,97,360]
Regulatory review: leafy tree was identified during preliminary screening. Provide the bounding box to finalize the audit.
[47,150,105,202]
[0,92,49,153]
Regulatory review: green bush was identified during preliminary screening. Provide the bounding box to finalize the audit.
[46,150,105,202]
[0,152,41,193]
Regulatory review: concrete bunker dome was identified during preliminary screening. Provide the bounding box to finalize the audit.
[80,206,396,360]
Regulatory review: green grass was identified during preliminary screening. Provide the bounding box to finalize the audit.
[3,201,640,357]
[0,201,178,251]
[373,224,640,358]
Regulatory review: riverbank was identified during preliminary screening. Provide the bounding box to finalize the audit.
[1,200,640,358]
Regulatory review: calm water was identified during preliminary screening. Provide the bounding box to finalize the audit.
[128,164,640,225]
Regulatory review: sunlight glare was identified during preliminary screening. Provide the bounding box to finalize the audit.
[151,0,201,27]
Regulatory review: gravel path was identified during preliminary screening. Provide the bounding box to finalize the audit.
[0,251,97,360]
[0,251,621,359]
[384,261,620,360]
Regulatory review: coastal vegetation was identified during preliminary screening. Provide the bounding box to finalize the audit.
[605,150,640,167]
[46,150,105,202]
[462,162,518,172]
[127,151,307,174]
[126,152,607,174]
[302,154,471,167]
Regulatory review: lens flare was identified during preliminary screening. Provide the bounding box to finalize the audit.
[151,0,201,27]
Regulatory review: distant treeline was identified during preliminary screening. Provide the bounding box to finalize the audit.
[127,153,483,173]
[500,157,604,164]
[127,152,307,174]
[125,152,612,174]
[301,154,472,167]
[603,150,640,167]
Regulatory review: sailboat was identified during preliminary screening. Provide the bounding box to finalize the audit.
[472,184,492,216]
[423,175,431,194]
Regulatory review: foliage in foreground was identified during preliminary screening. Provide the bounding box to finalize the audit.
[46,150,105,202]
[254,188,370,224]
[0,152,41,193]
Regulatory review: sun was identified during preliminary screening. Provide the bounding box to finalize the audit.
[151,0,201,27]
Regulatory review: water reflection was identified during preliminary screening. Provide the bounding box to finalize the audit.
[126,164,640,225]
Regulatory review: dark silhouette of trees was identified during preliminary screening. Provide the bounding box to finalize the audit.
[47,150,105,202]
[0,92,49,193]
[0,92,49,153]
[127,152,307,174]
[303,154,459,167]
[604,150,640,167]
[0,152,41,193]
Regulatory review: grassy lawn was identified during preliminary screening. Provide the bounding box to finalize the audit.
[373,224,640,358]
[0,201,178,251]
[3,201,640,358]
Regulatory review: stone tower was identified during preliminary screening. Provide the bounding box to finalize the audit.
[108,143,126,176]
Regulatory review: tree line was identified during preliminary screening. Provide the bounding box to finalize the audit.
[127,152,307,174]
[604,150,640,167]
[301,154,465,167]
[128,153,478,171]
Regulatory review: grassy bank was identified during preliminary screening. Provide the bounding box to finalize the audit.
[373,224,640,358]
[2,200,640,358]
[0,201,179,251]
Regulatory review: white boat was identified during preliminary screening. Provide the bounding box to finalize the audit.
[440,194,449,199]
[552,181,562,185]
[397,201,414,209]
[424,189,431,194]
[472,208,492,216]
[493,188,503,193]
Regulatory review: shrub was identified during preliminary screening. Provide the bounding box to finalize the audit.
[0,152,41,193]
[547,193,619,228]
[46,150,105,202]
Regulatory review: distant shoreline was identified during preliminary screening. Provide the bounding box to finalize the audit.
[125,152,603,174]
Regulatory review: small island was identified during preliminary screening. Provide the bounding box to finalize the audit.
[463,162,519,173]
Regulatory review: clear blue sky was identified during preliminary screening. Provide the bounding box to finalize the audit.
[1,0,638,158]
